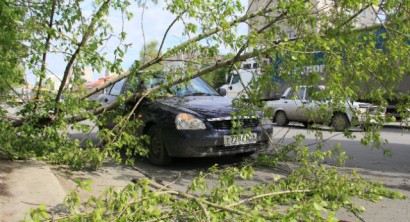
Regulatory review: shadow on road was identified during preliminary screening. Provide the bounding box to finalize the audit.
[132,155,246,182]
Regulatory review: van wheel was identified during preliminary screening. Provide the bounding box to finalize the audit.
[148,126,172,165]
[332,113,350,132]
[275,111,289,126]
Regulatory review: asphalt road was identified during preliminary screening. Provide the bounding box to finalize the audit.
[73,121,410,174]
[271,123,410,174]
[69,122,410,221]
[70,121,410,181]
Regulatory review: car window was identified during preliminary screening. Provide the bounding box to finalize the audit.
[285,88,305,100]
[297,88,305,100]
[307,86,327,101]
[285,89,293,99]
[145,76,164,89]
[305,87,318,100]
[125,77,143,93]
[106,84,114,94]
[231,74,240,84]
[109,79,126,96]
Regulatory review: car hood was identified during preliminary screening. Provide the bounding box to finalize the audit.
[156,96,235,119]
[352,101,372,107]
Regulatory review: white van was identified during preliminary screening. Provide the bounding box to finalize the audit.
[220,59,264,99]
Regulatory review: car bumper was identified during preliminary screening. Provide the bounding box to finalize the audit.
[161,125,272,157]
[354,113,385,125]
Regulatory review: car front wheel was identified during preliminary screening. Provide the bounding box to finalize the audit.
[331,113,350,132]
[275,111,289,126]
[148,126,172,165]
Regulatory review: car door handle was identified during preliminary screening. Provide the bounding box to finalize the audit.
[284,101,288,103]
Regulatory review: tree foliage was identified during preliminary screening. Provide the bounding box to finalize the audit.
[0,0,409,221]
[0,0,26,93]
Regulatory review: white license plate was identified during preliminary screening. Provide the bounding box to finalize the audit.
[223,133,258,146]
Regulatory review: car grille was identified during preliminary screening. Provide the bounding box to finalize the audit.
[207,118,260,130]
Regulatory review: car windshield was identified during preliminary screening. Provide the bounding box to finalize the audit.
[129,75,220,97]
[170,77,220,97]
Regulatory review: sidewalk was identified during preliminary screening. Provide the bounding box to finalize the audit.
[0,159,144,222]
[0,160,65,222]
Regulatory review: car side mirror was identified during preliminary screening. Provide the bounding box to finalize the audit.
[217,88,227,96]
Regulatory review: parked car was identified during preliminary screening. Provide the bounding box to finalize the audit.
[265,86,385,131]
[97,74,273,165]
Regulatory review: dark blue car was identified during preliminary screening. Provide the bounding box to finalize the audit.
[97,75,272,165]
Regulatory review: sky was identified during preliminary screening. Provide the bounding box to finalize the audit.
[26,0,248,85]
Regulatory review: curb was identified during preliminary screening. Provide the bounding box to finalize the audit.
[383,122,410,130]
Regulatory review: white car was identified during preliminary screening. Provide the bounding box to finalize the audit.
[265,86,385,131]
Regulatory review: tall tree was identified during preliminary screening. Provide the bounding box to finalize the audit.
[0,0,26,94]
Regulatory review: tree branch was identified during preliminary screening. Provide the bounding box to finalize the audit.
[195,199,211,222]
[139,178,248,216]
[35,0,56,102]
[68,49,265,124]
[79,5,277,100]
[157,10,187,57]
[226,189,311,208]
[54,0,112,113]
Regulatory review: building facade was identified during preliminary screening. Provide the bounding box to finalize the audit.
[248,0,378,39]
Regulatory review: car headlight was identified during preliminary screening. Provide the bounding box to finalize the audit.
[175,113,206,130]
[261,117,273,125]
[355,104,369,114]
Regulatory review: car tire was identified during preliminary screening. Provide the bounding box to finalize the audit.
[331,113,350,132]
[275,111,289,126]
[147,126,173,165]
[302,122,312,128]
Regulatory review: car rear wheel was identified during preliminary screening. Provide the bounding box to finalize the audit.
[275,111,289,126]
[331,113,350,132]
[148,126,172,165]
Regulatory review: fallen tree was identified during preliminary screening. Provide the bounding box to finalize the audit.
[1,0,409,221]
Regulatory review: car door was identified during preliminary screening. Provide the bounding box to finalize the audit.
[283,87,306,121]
[303,86,323,122]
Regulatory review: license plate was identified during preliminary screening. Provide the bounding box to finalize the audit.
[223,133,258,146]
